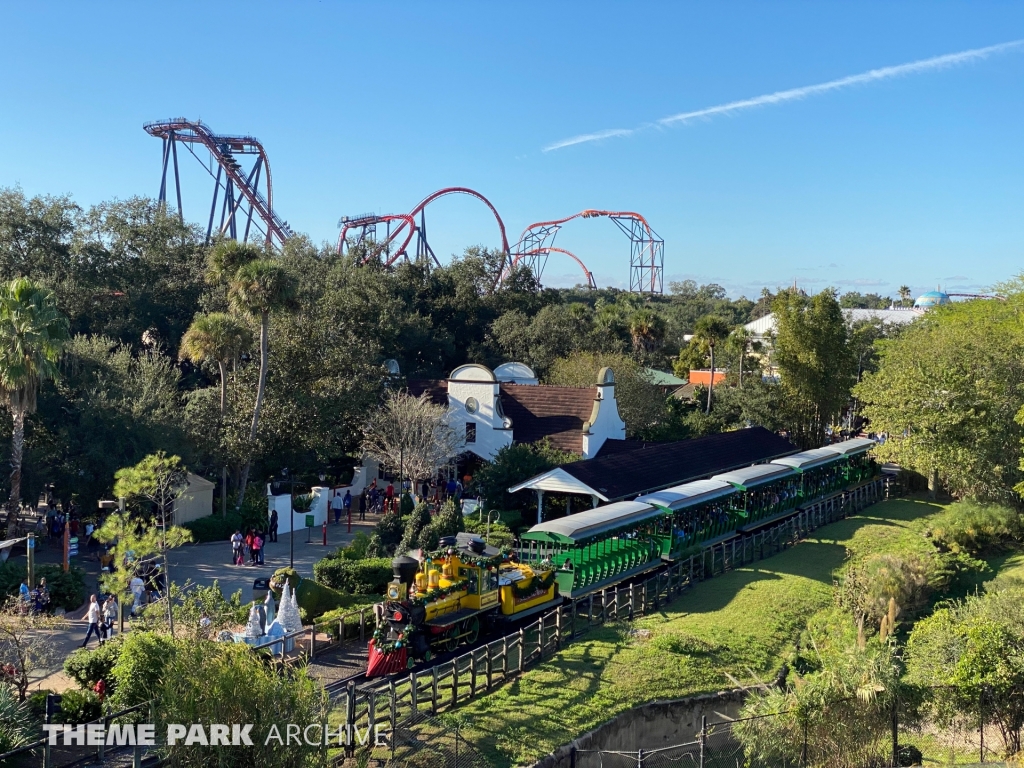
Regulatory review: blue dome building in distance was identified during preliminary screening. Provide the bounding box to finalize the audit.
[914,287,952,309]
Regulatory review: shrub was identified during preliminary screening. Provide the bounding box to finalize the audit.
[316,599,378,639]
[60,689,101,724]
[336,532,371,560]
[108,632,176,712]
[155,640,325,767]
[417,498,464,551]
[313,557,392,596]
[64,638,123,691]
[837,552,932,627]
[365,512,405,557]
[183,513,245,544]
[37,564,86,611]
[463,518,514,550]
[0,562,85,611]
[928,500,1024,555]
[0,685,35,753]
[268,568,354,622]
[397,503,432,554]
[26,689,52,723]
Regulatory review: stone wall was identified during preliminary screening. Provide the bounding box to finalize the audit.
[531,688,750,768]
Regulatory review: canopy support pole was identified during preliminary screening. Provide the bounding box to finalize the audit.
[536,490,544,526]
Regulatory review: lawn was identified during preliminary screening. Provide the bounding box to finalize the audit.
[456,498,950,766]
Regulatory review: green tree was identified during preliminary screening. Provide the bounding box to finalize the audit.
[180,312,252,515]
[627,308,666,358]
[0,278,70,531]
[906,587,1024,756]
[898,285,912,307]
[208,242,299,504]
[691,315,731,414]
[773,288,854,447]
[854,297,1024,500]
[473,440,579,516]
[109,452,196,635]
[547,351,667,439]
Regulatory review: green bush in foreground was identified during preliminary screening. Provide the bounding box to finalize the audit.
[313,557,392,596]
[64,637,123,692]
[928,500,1024,555]
[60,689,101,724]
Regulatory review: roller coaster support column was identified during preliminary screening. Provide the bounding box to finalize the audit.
[536,490,544,525]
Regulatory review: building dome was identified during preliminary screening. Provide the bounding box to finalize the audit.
[914,290,951,309]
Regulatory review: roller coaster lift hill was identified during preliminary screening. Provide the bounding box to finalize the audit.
[145,118,665,293]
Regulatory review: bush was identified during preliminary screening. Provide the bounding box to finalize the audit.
[397,503,432,554]
[318,601,378,640]
[183,513,245,544]
[269,568,355,622]
[37,564,86,611]
[837,553,932,627]
[64,638,123,691]
[417,499,463,551]
[60,689,101,724]
[928,500,1024,555]
[27,689,52,722]
[0,562,85,611]
[108,632,176,712]
[155,640,325,767]
[313,557,392,596]
[336,532,370,560]
[463,518,514,550]
[366,512,405,557]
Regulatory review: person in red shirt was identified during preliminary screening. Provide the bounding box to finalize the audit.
[384,482,395,514]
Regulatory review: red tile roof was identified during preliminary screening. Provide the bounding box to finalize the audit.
[498,384,596,454]
[407,379,448,406]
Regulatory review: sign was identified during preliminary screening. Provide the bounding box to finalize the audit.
[68,536,79,557]
[305,514,314,528]
[27,538,34,549]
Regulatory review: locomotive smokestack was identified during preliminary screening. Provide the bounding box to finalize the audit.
[392,555,419,587]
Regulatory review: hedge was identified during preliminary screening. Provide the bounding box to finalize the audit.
[313,557,392,596]
[0,560,86,611]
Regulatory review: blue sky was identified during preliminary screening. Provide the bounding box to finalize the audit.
[2,2,1023,298]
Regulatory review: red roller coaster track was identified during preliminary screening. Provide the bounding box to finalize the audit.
[337,187,510,267]
[505,209,664,293]
[507,247,597,289]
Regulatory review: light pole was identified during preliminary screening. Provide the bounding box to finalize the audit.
[282,468,295,569]
[485,510,498,546]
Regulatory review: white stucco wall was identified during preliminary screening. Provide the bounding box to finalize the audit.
[267,486,328,535]
[447,364,512,461]
[581,382,627,458]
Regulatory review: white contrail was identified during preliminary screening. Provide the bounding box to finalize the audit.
[543,39,1024,152]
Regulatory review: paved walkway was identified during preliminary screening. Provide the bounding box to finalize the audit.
[23,515,381,694]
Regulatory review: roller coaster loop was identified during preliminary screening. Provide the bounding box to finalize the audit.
[337,187,510,267]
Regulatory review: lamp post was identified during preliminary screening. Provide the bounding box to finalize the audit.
[282,468,295,569]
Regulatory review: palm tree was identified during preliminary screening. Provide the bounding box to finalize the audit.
[692,315,731,414]
[728,326,752,388]
[628,309,667,356]
[181,313,252,416]
[180,312,252,515]
[226,258,298,504]
[898,285,912,307]
[0,279,69,534]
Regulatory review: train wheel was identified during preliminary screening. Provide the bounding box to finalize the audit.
[461,616,480,645]
[442,629,459,653]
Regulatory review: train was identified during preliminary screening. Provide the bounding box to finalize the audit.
[366,436,877,677]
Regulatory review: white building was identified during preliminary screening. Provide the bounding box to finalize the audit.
[744,307,923,344]
[409,362,627,461]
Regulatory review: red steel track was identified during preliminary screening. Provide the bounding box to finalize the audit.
[337,187,510,266]
[508,247,597,289]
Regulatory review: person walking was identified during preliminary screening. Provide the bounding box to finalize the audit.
[343,490,352,522]
[331,490,344,525]
[385,481,395,513]
[252,531,264,565]
[358,490,367,521]
[230,530,243,565]
[81,595,102,648]
[269,510,278,543]
[102,595,118,641]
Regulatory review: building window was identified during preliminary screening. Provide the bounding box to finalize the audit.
[465,422,476,443]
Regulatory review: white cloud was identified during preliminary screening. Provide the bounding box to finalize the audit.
[543,40,1024,152]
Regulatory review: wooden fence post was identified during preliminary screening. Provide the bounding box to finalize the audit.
[555,607,563,650]
[502,636,509,677]
[452,660,459,707]
[518,628,525,672]
[486,643,494,689]
[410,671,418,714]
[431,666,439,715]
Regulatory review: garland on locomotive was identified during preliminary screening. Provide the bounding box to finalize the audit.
[367,533,559,677]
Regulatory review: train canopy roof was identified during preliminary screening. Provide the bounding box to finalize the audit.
[827,437,877,456]
[509,427,798,502]
[772,447,842,471]
[635,479,734,512]
[521,500,658,545]
[714,463,795,491]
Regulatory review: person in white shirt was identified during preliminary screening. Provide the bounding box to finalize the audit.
[130,575,145,614]
[81,595,102,648]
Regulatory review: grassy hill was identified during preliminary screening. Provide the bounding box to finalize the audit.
[456,498,951,766]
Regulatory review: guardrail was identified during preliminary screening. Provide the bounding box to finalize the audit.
[329,476,892,760]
